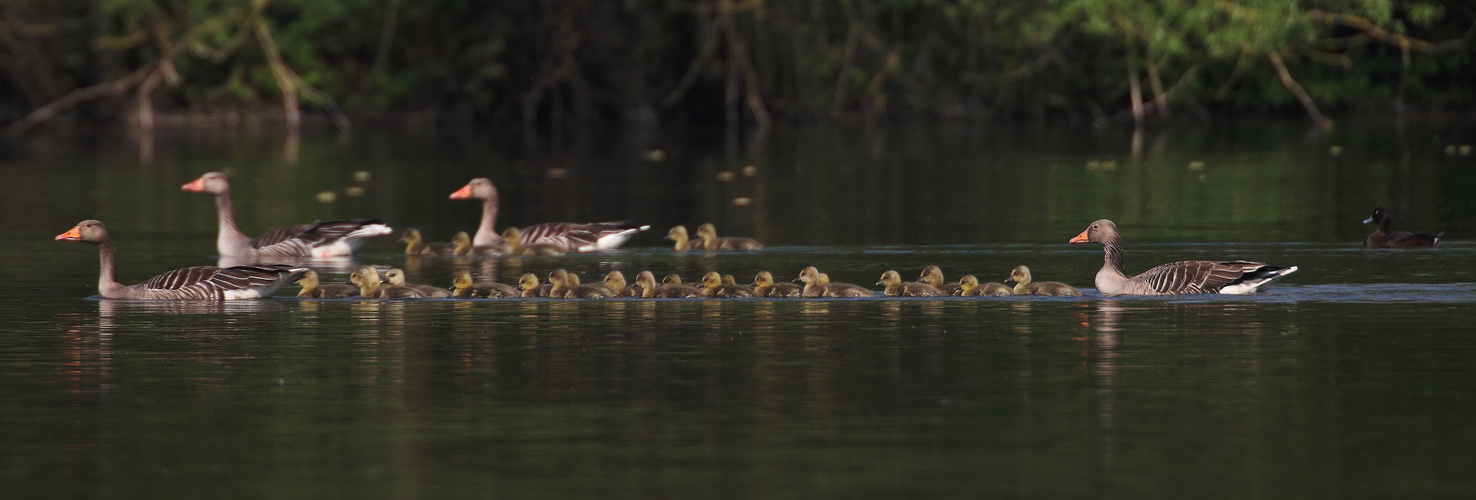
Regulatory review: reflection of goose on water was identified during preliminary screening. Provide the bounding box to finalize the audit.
[1069,219,1297,295]
[57,220,306,300]
[182,172,392,259]
[1363,207,1443,248]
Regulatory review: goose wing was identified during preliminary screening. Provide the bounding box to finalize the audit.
[1136,260,1273,294]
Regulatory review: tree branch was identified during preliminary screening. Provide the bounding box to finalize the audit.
[1266,51,1332,129]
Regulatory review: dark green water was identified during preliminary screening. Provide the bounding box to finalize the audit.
[3,120,1476,498]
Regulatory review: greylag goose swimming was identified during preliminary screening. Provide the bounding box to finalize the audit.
[296,270,359,299]
[635,271,663,298]
[449,178,649,252]
[383,268,453,298]
[57,220,305,300]
[1069,219,1298,295]
[547,269,614,298]
[916,266,963,295]
[182,172,392,259]
[751,271,802,298]
[398,229,454,256]
[1364,207,1443,248]
[450,270,518,298]
[665,226,700,252]
[658,274,704,298]
[350,266,427,298]
[958,275,1011,297]
[795,266,872,298]
[878,270,944,297]
[503,227,567,256]
[695,223,764,251]
[1005,266,1082,297]
[701,272,754,298]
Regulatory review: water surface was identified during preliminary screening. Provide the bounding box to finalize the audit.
[3,120,1476,498]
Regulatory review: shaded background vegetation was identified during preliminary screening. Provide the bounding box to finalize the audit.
[1,0,1473,134]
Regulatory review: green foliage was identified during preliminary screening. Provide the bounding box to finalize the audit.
[0,0,1472,126]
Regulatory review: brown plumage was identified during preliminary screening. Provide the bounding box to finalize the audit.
[517,273,551,298]
[182,172,392,259]
[449,177,649,251]
[548,269,613,298]
[958,275,1012,297]
[1069,219,1298,295]
[795,266,872,298]
[696,223,764,251]
[350,266,427,298]
[1005,266,1082,297]
[57,220,306,300]
[450,270,518,298]
[503,227,568,256]
[1364,207,1443,248]
[602,271,643,297]
[657,273,703,298]
[751,271,802,298]
[296,270,359,298]
[701,271,754,298]
[917,266,962,295]
[878,270,944,297]
[665,226,700,252]
[383,268,453,298]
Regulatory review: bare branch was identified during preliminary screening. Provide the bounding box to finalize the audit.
[1307,9,1474,53]
[1266,51,1332,129]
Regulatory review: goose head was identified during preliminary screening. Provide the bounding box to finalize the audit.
[701,272,723,290]
[181,172,230,195]
[449,178,497,202]
[1069,219,1118,246]
[55,219,109,244]
[918,265,944,286]
[666,226,689,241]
[451,270,475,290]
[795,266,821,284]
[603,271,627,290]
[1004,265,1031,285]
[753,271,775,288]
[662,274,684,286]
[958,275,979,293]
[877,270,903,287]
[517,273,541,292]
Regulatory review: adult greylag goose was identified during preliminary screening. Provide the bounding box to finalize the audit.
[916,266,962,295]
[182,172,392,259]
[665,226,700,252]
[449,178,649,252]
[296,270,359,299]
[751,271,802,298]
[349,266,427,298]
[958,275,1011,297]
[701,272,754,298]
[1363,207,1443,248]
[547,269,614,298]
[795,266,872,298]
[1005,266,1082,297]
[399,229,454,255]
[658,274,704,298]
[602,271,643,297]
[1069,219,1298,295]
[695,223,764,251]
[383,268,453,298]
[57,220,306,300]
[450,271,518,298]
[503,227,567,256]
[878,270,944,297]
[517,273,551,298]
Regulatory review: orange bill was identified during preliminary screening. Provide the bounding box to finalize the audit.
[1068,228,1090,244]
[181,177,206,192]
[55,226,82,241]
[448,184,473,199]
